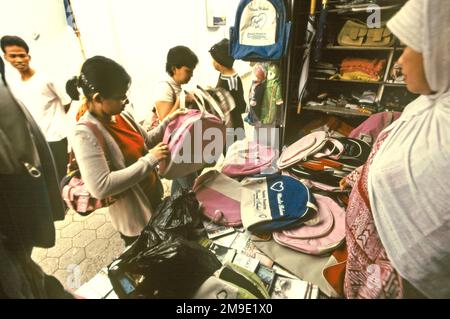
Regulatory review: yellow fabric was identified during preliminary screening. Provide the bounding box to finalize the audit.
[340,71,380,82]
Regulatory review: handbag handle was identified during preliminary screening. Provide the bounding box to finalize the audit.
[314,138,344,160]
[195,86,226,122]
[190,89,208,116]
[181,89,208,117]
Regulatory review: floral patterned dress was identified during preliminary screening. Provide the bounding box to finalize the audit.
[343,131,403,299]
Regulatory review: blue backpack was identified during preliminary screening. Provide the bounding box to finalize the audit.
[230,0,292,62]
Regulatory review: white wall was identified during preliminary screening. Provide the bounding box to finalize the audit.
[0,0,84,85]
[1,0,250,121]
[72,0,250,120]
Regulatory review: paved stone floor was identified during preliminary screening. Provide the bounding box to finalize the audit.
[31,208,125,290]
[32,179,172,290]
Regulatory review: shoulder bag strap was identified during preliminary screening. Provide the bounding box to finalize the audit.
[79,121,112,168]
[166,81,177,101]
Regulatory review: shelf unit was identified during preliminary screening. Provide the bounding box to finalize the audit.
[294,45,406,51]
[311,78,382,84]
[281,0,417,146]
[302,104,372,117]
[308,3,404,15]
[311,77,406,86]
[299,36,404,113]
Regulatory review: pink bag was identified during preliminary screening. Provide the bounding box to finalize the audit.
[273,194,345,256]
[193,170,242,227]
[349,111,401,145]
[222,140,276,177]
[61,121,116,216]
[61,174,116,216]
[159,90,226,180]
[277,132,344,170]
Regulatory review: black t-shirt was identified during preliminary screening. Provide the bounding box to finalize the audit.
[216,73,246,129]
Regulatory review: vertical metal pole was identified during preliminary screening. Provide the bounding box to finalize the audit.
[67,0,87,60]
[281,0,296,149]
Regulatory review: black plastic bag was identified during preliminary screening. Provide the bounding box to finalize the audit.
[108,236,221,299]
[107,191,219,299]
[149,190,202,241]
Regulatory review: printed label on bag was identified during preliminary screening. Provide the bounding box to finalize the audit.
[253,189,269,217]
[240,0,277,46]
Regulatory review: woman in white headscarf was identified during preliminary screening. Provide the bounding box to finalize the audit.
[342,0,450,299]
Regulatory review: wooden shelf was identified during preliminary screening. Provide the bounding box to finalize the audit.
[296,3,403,15]
[311,77,382,84]
[311,77,407,87]
[384,82,407,87]
[324,45,396,51]
[294,45,405,51]
[282,0,412,147]
[300,104,372,117]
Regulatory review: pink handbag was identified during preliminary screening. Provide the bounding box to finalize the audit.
[222,140,276,177]
[61,121,116,216]
[193,170,242,227]
[273,194,345,256]
[159,90,226,180]
[277,132,344,170]
[61,174,116,216]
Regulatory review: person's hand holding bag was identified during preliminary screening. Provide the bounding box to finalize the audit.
[168,108,188,121]
[149,142,170,162]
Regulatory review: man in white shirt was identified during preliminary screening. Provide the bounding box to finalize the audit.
[1,35,71,181]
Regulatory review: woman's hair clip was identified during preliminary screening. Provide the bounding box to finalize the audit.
[79,73,96,93]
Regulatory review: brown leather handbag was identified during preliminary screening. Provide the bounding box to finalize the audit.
[338,20,395,47]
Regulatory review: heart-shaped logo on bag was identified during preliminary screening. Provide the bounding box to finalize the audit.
[270,181,284,193]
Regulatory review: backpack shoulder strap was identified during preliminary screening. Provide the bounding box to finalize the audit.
[80,121,107,151]
[78,120,112,167]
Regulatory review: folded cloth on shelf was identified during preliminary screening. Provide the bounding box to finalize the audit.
[358,91,377,104]
[311,62,339,78]
[339,58,386,81]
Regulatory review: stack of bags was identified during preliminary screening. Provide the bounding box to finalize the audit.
[277,131,371,190]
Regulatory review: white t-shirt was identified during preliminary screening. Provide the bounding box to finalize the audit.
[10,72,71,142]
[153,76,181,106]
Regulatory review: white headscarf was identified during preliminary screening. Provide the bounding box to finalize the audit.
[368,0,450,298]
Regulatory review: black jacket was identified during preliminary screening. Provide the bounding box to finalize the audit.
[216,74,246,130]
[0,77,65,250]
